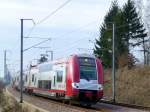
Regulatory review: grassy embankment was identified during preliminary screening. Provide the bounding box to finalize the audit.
[103,66,150,107]
[0,82,40,112]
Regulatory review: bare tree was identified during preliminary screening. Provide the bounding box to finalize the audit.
[144,0,150,65]
[134,0,150,65]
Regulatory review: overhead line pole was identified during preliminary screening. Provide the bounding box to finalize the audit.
[4,50,7,83]
[89,23,116,102]
[20,19,23,103]
[20,19,52,103]
[112,23,116,103]
[46,50,53,61]
[20,19,34,103]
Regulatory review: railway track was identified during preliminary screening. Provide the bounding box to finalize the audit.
[100,100,150,111]
[7,87,101,112]
[7,86,149,112]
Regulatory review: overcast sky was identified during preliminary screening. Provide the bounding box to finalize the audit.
[0,0,131,77]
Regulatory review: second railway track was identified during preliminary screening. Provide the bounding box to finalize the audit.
[100,100,150,111]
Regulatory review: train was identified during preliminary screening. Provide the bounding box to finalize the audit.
[13,54,104,106]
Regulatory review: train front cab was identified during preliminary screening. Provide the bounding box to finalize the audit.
[66,55,103,105]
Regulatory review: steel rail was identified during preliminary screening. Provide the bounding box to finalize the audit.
[100,99,150,111]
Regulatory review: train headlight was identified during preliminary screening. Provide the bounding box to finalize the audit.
[98,84,103,90]
[72,83,79,89]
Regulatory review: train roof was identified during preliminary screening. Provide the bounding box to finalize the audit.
[34,54,97,67]
[73,53,95,58]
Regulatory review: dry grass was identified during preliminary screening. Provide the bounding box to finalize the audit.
[0,77,37,112]
[103,69,113,99]
[0,89,40,112]
[103,66,150,107]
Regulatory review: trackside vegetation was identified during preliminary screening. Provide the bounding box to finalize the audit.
[104,66,150,107]
[94,0,147,68]
[0,81,40,112]
[95,0,150,108]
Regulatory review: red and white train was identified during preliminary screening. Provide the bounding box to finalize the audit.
[13,54,104,105]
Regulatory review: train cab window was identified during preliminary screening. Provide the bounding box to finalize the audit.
[57,71,63,82]
[79,57,97,80]
[32,74,34,82]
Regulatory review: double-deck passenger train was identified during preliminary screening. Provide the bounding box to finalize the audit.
[13,54,104,105]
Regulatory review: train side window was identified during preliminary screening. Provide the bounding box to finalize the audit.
[26,75,28,82]
[54,76,56,86]
[34,77,36,85]
[38,80,42,88]
[32,74,34,82]
[38,80,51,89]
[57,71,63,82]
[44,81,51,89]
[48,81,51,89]
[39,64,52,72]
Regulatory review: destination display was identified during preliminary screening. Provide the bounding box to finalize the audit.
[79,57,96,66]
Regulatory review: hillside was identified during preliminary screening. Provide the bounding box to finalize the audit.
[103,66,150,107]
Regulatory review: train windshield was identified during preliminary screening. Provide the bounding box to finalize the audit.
[79,57,97,80]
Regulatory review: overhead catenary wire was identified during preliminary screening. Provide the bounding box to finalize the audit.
[36,0,72,25]
[27,20,99,60]
[23,38,51,52]
[23,0,99,54]
[22,0,101,60]
[49,32,98,59]
[54,31,97,54]
[24,0,72,38]
[25,20,98,54]
[53,20,98,40]
[34,20,98,54]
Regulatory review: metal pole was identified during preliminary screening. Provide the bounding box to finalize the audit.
[51,51,53,61]
[46,50,53,61]
[112,23,116,102]
[20,19,23,103]
[148,38,150,65]
[4,50,7,83]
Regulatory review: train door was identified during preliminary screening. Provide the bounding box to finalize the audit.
[52,71,56,89]
[56,70,63,90]
[52,70,63,90]
[51,64,66,91]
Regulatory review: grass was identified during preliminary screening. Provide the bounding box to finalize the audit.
[103,66,150,107]
[0,82,40,112]
[0,92,40,112]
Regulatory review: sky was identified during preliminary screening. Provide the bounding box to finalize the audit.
[0,0,132,77]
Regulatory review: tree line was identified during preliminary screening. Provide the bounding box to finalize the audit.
[94,0,148,69]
